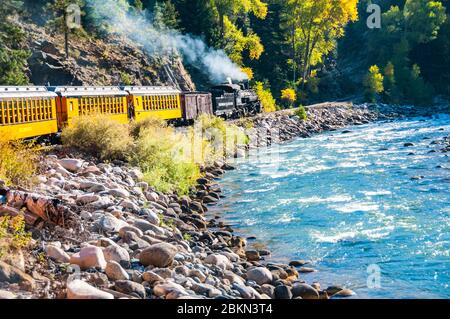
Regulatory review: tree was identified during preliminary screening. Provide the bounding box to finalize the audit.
[383,61,399,104]
[0,0,29,85]
[281,87,296,108]
[47,0,85,59]
[364,65,384,102]
[153,0,181,31]
[255,81,277,112]
[281,0,359,91]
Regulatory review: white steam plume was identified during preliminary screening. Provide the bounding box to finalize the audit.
[84,0,247,83]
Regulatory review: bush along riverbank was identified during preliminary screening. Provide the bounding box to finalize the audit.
[0,103,412,300]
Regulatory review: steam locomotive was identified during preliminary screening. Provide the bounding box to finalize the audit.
[211,79,262,118]
[0,80,261,140]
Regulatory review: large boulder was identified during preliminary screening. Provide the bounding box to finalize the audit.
[139,243,178,267]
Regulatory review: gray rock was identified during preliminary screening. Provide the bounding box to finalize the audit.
[274,285,292,299]
[246,267,273,285]
[103,244,130,266]
[59,159,83,172]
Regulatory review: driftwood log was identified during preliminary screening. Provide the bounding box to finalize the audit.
[0,188,74,227]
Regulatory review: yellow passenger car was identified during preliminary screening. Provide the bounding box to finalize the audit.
[0,86,58,139]
[123,86,182,121]
[52,86,129,128]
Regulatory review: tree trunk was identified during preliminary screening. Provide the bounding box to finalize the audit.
[63,12,69,59]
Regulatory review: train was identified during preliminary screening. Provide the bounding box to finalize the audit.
[0,80,261,140]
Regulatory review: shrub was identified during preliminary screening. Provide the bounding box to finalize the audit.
[61,115,134,161]
[198,114,249,157]
[130,116,167,138]
[238,118,255,129]
[363,65,384,103]
[130,125,201,195]
[0,135,39,187]
[294,105,308,121]
[254,82,277,112]
[0,215,32,259]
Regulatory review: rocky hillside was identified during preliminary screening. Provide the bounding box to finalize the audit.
[19,20,195,91]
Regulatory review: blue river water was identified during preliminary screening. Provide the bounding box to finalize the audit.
[210,115,450,299]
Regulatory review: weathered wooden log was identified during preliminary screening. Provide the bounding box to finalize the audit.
[4,190,74,227]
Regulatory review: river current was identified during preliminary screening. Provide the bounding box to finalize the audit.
[211,115,450,298]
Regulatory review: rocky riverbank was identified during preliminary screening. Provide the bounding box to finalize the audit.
[0,103,396,300]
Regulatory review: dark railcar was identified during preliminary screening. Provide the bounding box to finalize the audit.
[181,92,213,120]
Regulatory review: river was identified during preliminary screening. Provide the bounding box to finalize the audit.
[210,115,450,298]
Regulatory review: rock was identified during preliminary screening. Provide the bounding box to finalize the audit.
[291,283,319,299]
[105,261,130,281]
[325,285,344,296]
[142,209,160,225]
[289,260,310,267]
[118,225,143,238]
[246,267,273,285]
[142,271,165,284]
[274,285,292,299]
[204,254,233,270]
[98,214,128,233]
[77,194,101,205]
[66,279,114,299]
[404,142,414,147]
[245,250,260,261]
[69,246,107,270]
[114,280,146,299]
[332,288,355,297]
[59,159,83,172]
[0,290,16,299]
[0,261,35,290]
[153,282,189,298]
[45,244,70,263]
[233,283,262,299]
[260,284,275,298]
[191,282,222,298]
[103,244,130,266]
[298,267,316,273]
[109,188,130,198]
[139,243,177,267]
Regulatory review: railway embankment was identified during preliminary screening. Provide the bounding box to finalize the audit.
[1,102,446,300]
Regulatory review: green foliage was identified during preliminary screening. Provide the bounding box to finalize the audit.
[61,115,134,161]
[364,65,384,103]
[0,1,30,85]
[120,71,134,86]
[294,105,307,120]
[0,215,32,258]
[182,233,192,241]
[254,81,277,112]
[153,0,181,31]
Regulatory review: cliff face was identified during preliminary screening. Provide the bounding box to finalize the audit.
[19,21,196,91]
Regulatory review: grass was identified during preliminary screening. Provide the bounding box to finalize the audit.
[0,135,40,188]
[0,215,32,259]
[61,114,133,161]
